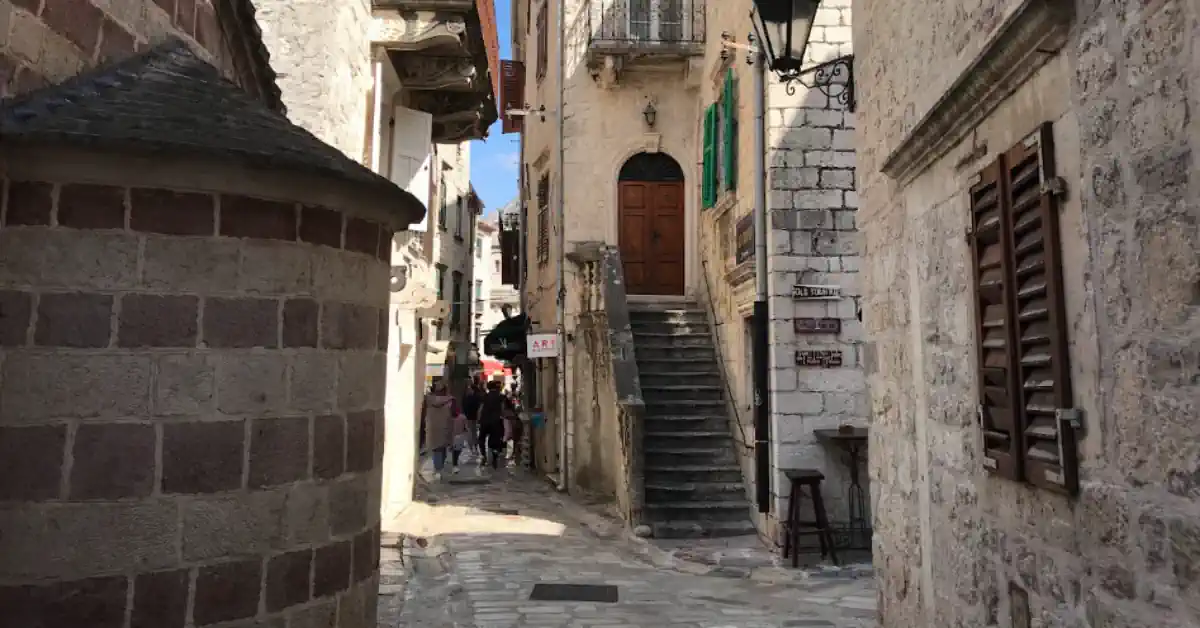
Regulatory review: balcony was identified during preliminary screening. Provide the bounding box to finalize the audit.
[371,0,500,142]
[583,0,705,66]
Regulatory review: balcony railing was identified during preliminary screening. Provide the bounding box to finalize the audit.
[585,0,705,56]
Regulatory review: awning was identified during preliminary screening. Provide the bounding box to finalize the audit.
[483,314,528,361]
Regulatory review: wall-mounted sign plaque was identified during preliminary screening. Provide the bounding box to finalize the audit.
[794,318,842,334]
[792,284,842,300]
[735,214,754,265]
[795,349,844,368]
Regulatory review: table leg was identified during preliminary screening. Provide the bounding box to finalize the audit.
[845,444,870,549]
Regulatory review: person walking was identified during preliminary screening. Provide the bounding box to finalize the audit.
[421,380,460,481]
[462,380,484,464]
[476,380,514,470]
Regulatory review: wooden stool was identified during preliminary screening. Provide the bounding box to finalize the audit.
[781,469,839,567]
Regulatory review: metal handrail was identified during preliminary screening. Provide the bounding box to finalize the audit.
[583,0,706,47]
[700,258,752,450]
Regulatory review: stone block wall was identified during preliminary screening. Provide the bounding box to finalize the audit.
[762,0,866,529]
[1,0,234,97]
[856,0,1200,626]
[254,0,372,162]
[0,177,391,627]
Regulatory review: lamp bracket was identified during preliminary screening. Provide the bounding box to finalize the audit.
[775,54,856,111]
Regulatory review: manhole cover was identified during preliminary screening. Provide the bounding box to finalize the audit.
[529,583,618,603]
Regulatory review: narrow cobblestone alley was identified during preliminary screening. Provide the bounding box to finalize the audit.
[378,466,877,627]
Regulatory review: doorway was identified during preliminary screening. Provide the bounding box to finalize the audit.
[617,152,686,296]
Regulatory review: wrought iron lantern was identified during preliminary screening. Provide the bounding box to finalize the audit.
[750,0,855,110]
[642,101,658,128]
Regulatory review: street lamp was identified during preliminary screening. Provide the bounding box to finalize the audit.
[750,0,855,110]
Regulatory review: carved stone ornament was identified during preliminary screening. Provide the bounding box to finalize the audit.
[880,0,1074,184]
[393,55,478,91]
[370,11,467,52]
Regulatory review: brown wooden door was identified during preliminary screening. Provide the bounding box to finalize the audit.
[619,181,685,295]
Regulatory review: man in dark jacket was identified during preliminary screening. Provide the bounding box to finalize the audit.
[462,381,484,462]
[476,380,514,469]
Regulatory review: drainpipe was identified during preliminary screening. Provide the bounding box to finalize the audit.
[554,0,569,491]
[751,46,771,514]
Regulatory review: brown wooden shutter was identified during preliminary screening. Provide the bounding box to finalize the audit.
[969,161,1023,480]
[1004,124,1078,495]
[500,60,526,134]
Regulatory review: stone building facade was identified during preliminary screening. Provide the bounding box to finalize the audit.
[857,0,1200,626]
[697,0,864,540]
[0,34,421,628]
[511,0,705,482]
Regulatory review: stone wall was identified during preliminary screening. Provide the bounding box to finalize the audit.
[0,171,391,627]
[2,0,235,96]
[253,0,372,162]
[857,0,1200,626]
[763,0,864,527]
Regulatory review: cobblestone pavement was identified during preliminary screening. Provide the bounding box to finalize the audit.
[377,464,878,627]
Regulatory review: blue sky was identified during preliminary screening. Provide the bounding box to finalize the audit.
[471,2,519,217]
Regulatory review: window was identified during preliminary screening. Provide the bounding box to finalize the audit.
[969,122,1077,495]
[474,279,483,299]
[494,258,501,273]
[451,271,463,330]
[536,2,548,81]
[476,237,483,258]
[437,174,448,231]
[701,69,738,209]
[536,175,550,264]
[455,197,465,239]
[435,265,446,301]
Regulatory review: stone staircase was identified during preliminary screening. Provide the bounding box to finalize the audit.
[629,299,755,538]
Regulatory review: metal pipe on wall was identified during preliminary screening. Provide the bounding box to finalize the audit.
[751,46,772,514]
[554,0,569,492]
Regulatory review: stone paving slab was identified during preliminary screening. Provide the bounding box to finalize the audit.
[379,466,879,627]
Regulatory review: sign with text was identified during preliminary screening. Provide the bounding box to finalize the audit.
[792,284,842,300]
[795,349,844,368]
[734,213,754,265]
[794,317,842,334]
[527,333,559,359]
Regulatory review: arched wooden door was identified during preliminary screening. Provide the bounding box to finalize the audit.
[618,152,685,295]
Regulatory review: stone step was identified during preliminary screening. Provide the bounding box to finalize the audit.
[630,320,712,335]
[646,500,752,523]
[627,303,703,315]
[636,355,721,371]
[644,430,732,449]
[630,331,714,348]
[644,415,729,432]
[644,400,727,416]
[645,481,747,503]
[650,519,758,539]
[643,464,745,484]
[639,370,722,388]
[643,447,736,466]
[634,344,717,362]
[641,385,723,403]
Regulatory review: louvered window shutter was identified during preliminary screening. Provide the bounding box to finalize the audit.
[722,69,737,191]
[702,104,716,208]
[1004,124,1078,495]
[969,162,1023,481]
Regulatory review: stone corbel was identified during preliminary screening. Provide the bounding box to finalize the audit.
[371,11,467,52]
[880,0,1074,185]
[392,55,478,91]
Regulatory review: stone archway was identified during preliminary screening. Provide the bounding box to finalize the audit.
[617,152,685,296]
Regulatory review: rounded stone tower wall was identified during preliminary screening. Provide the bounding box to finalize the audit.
[0,164,394,627]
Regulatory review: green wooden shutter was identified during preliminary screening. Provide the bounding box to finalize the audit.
[722,69,737,191]
[701,104,716,208]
